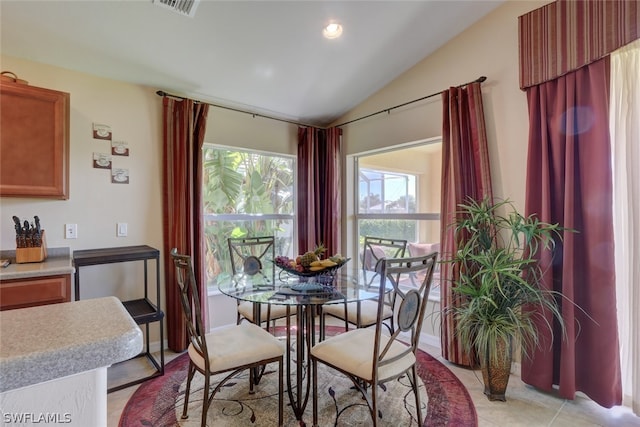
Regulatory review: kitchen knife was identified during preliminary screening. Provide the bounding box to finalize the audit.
[12,216,21,233]
[13,216,24,247]
[33,216,42,247]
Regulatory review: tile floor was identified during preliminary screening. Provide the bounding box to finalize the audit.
[436,356,640,427]
[107,329,640,427]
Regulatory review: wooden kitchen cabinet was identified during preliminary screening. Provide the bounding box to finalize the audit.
[0,274,71,311]
[0,78,70,199]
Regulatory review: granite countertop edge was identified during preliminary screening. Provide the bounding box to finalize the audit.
[0,296,143,393]
[0,247,75,280]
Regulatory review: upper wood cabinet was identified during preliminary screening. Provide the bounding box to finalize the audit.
[0,79,70,199]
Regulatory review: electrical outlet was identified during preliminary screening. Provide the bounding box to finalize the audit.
[117,223,128,237]
[65,224,77,239]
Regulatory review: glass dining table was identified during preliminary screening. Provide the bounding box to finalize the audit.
[218,269,390,421]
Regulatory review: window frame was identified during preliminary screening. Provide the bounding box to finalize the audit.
[349,138,442,300]
[201,143,297,293]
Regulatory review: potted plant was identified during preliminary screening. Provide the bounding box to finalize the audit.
[446,196,570,401]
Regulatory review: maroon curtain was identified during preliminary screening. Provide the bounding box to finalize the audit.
[297,127,342,256]
[440,82,493,367]
[162,97,209,352]
[518,0,640,90]
[522,57,622,408]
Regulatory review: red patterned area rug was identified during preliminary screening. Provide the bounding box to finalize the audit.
[119,327,476,427]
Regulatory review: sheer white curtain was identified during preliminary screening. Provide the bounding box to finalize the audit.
[610,38,640,416]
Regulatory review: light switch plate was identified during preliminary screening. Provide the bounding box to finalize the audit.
[117,223,128,237]
[65,224,77,239]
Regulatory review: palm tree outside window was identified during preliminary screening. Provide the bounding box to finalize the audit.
[201,146,296,290]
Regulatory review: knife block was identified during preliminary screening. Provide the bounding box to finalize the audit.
[16,231,48,263]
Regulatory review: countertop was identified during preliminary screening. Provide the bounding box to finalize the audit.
[0,296,143,393]
[0,247,75,280]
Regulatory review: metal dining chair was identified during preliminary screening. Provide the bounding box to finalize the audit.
[311,252,438,426]
[320,236,407,338]
[407,242,441,291]
[227,236,292,331]
[170,248,285,427]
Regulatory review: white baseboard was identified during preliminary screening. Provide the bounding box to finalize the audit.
[398,330,441,352]
[512,360,522,376]
[420,332,441,350]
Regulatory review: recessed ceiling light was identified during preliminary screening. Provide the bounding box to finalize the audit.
[323,22,343,39]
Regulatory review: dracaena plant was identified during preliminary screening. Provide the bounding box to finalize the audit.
[447,196,571,365]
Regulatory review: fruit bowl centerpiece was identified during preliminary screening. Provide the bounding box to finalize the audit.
[274,244,349,278]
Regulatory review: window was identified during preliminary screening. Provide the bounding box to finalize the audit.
[352,140,441,296]
[359,169,416,214]
[202,146,296,289]
[359,168,418,241]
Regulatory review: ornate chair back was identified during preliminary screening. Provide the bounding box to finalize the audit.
[170,248,209,371]
[311,252,439,427]
[170,248,285,426]
[227,236,275,283]
[228,236,290,329]
[362,236,408,273]
[374,252,438,372]
[320,236,409,337]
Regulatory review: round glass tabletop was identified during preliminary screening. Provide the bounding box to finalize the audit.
[218,270,391,306]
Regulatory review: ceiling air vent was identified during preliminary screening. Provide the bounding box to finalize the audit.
[153,0,200,18]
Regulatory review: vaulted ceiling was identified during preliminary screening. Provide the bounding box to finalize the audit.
[1,1,504,126]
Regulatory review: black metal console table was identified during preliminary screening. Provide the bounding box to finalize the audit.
[73,245,165,393]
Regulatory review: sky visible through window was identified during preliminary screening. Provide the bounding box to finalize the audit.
[359,169,416,213]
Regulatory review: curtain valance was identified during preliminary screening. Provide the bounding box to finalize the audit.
[518,0,639,90]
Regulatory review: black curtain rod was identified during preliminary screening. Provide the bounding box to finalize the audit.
[155,90,316,128]
[333,75,487,128]
[157,75,486,130]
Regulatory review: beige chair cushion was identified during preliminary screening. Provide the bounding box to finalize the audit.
[311,328,415,382]
[323,300,392,327]
[238,301,290,323]
[189,322,284,373]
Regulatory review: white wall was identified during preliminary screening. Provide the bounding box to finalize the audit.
[1,56,163,254]
[204,106,297,155]
[334,0,549,342]
[336,0,549,214]
[1,0,549,336]
[0,55,299,254]
[0,55,298,333]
